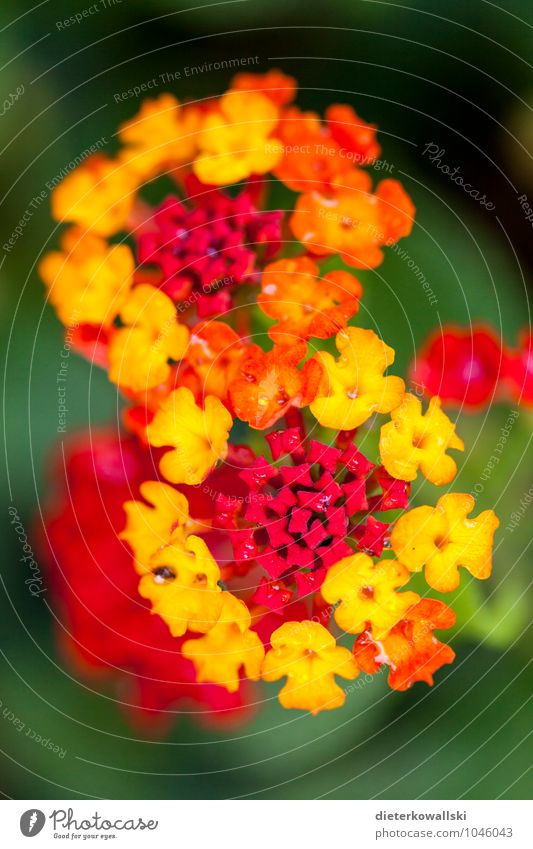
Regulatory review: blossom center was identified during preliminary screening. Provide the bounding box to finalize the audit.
[136,189,281,317]
[152,565,176,583]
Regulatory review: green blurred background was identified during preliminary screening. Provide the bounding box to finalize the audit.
[0,0,531,799]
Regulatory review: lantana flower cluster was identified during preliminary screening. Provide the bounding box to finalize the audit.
[38,70,499,720]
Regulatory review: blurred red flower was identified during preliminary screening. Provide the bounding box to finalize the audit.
[410,324,504,409]
[36,429,254,731]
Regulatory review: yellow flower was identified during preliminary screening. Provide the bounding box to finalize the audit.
[146,387,232,485]
[182,593,265,692]
[138,535,223,637]
[391,493,499,592]
[262,620,358,714]
[108,284,189,392]
[309,327,405,429]
[379,394,464,485]
[51,154,137,236]
[193,90,283,185]
[39,227,134,328]
[121,481,202,574]
[119,94,200,180]
[321,552,419,639]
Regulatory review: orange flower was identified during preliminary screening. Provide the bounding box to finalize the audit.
[325,104,381,166]
[231,69,297,106]
[108,284,189,393]
[229,342,318,429]
[309,327,405,429]
[185,321,249,402]
[119,93,200,180]
[353,599,456,690]
[321,552,420,639]
[258,257,362,342]
[51,154,137,236]
[379,394,464,485]
[273,108,353,192]
[391,493,499,592]
[193,90,282,186]
[290,171,415,268]
[262,620,359,713]
[38,226,134,327]
[146,387,232,485]
[183,592,265,692]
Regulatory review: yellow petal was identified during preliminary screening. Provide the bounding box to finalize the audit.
[146,388,232,485]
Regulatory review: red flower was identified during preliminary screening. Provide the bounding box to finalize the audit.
[36,429,253,730]
[252,577,292,611]
[502,329,533,406]
[136,179,282,316]
[68,323,110,368]
[214,427,407,596]
[351,515,389,557]
[411,324,504,409]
